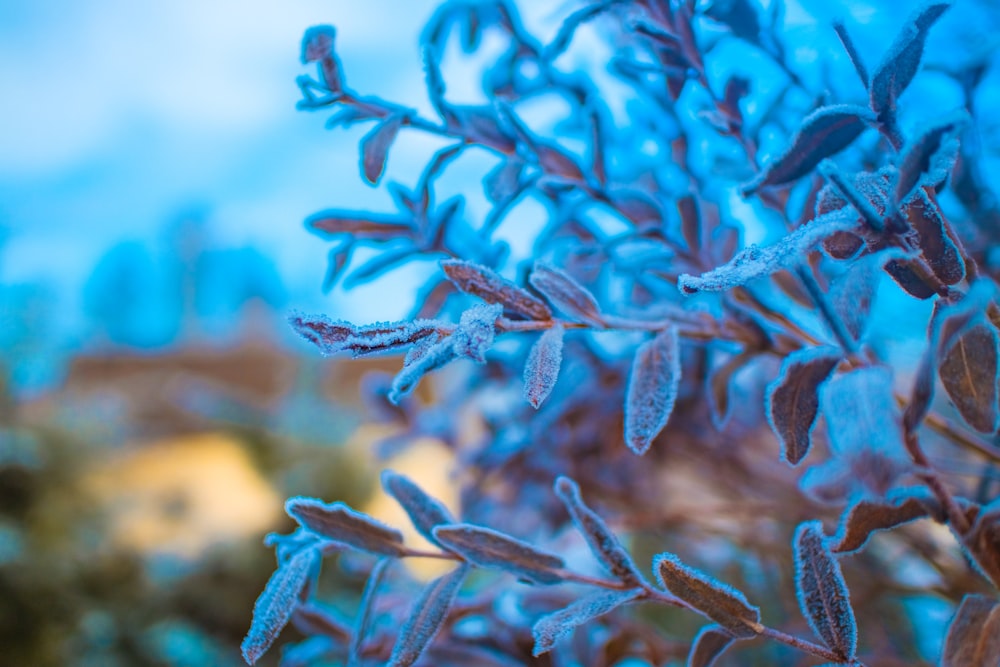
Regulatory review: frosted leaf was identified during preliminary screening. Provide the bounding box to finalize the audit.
[388,564,469,667]
[793,521,857,661]
[285,497,406,557]
[531,588,644,656]
[452,302,502,363]
[765,347,841,465]
[432,523,566,584]
[624,327,681,455]
[389,337,457,404]
[941,594,1000,667]
[381,470,454,547]
[894,112,967,205]
[905,190,964,286]
[654,553,761,638]
[963,499,1000,590]
[349,559,390,666]
[740,105,875,196]
[829,490,935,554]
[529,262,605,325]
[307,210,414,240]
[939,323,1000,433]
[554,477,643,586]
[821,366,905,459]
[677,209,857,294]
[523,325,564,409]
[241,547,318,665]
[288,313,441,359]
[678,195,701,252]
[288,314,354,356]
[361,114,405,186]
[441,259,552,321]
[869,2,952,117]
[904,281,997,432]
[687,625,737,667]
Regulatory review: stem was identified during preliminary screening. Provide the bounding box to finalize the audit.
[903,429,972,535]
[796,265,858,354]
[759,627,856,664]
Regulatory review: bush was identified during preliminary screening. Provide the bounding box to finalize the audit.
[244,1,1000,665]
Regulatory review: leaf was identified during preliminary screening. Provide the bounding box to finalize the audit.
[832,20,869,87]
[432,523,566,584]
[531,588,644,656]
[381,470,454,547]
[678,195,701,252]
[242,547,318,665]
[523,325,564,409]
[452,302,502,363]
[894,112,967,204]
[285,498,407,557]
[765,347,841,465]
[484,158,525,204]
[291,603,351,645]
[529,262,605,325]
[677,209,857,294]
[348,559,390,666]
[687,625,736,667]
[389,337,458,404]
[360,114,405,186]
[301,25,343,94]
[441,259,552,321]
[941,594,1000,667]
[624,327,682,455]
[654,553,761,638]
[939,323,1000,433]
[821,366,905,459]
[389,564,469,667]
[793,521,857,661]
[307,211,414,241]
[905,190,964,286]
[829,490,935,554]
[288,313,441,358]
[554,476,644,586]
[869,1,952,117]
[740,105,874,196]
[707,350,752,429]
[963,499,1000,587]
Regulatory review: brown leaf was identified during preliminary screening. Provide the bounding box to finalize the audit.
[654,553,761,638]
[765,347,841,465]
[829,491,934,554]
[939,323,1000,433]
[625,328,681,455]
[432,523,566,584]
[794,521,857,661]
[741,105,874,196]
[286,498,407,557]
[905,189,964,286]
[941,594,1000,667]
[389,564,469,667]
[361,114,405,186]
[963,500,1000,588]
[441,259,552,321]
[529,262,604,325]
[687,626,736,667]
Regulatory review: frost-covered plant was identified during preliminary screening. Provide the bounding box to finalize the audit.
[244,1,1000,665]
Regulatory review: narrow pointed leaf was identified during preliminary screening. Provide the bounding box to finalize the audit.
[349,559,390,666]
[286,498,407,557]
[432,523,566,584]
[794,521,857,661]
[441,259,552,321]
[381,470,454,547]
[941,594,1000,667]
[291,603,352,645]
[307,211,413,240]
[389,337,457,404]
[740,105,874,196]
[654,553,761,638]
[688,625,736,667]
[829,490,934,554]
[765,347,841,465]
[625,327,681,455]
[524,325,564,408]
[678,210,857,294]
[452,302,502,363]
[905,190,964,286]
[894,112,967,204]
[389,564,469,667]
[939,323,1000,433]
[242,547,319,665]
[529,262,604,325]
[532,588,644,656]
[708,351,752,429]
[869,2,952,116]
[554,477,643,586]
[360,114,405,186]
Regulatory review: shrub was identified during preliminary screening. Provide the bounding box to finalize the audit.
[244,1,1000,665]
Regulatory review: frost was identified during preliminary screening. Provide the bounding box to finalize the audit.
[830,490,935,554]
[285,497,407,557]
[389,564,469,667]
[241,547,318,665]
[523,325,564,409]
[349,559,390,666]
[765,347,841,465]
[794,521,857,661]
[381,470,455,547]
[432,523,566,584]
[531,588,643,656]
[529,262,605,325]
[452,302,502,363]
[654,553,761,638]
[624,327,681,455]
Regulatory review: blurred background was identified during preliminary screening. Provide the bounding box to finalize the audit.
[2,0,998,665]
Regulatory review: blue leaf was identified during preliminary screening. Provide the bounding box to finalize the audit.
[793,521,857,661]
[624,327,681,455]
[381,470,455,547]
[389,564,469,667]
[432,523,566,584]
[523,325,564,409]
[242,547,319,665]
[532,588,643,656]
[285,497,407,557]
